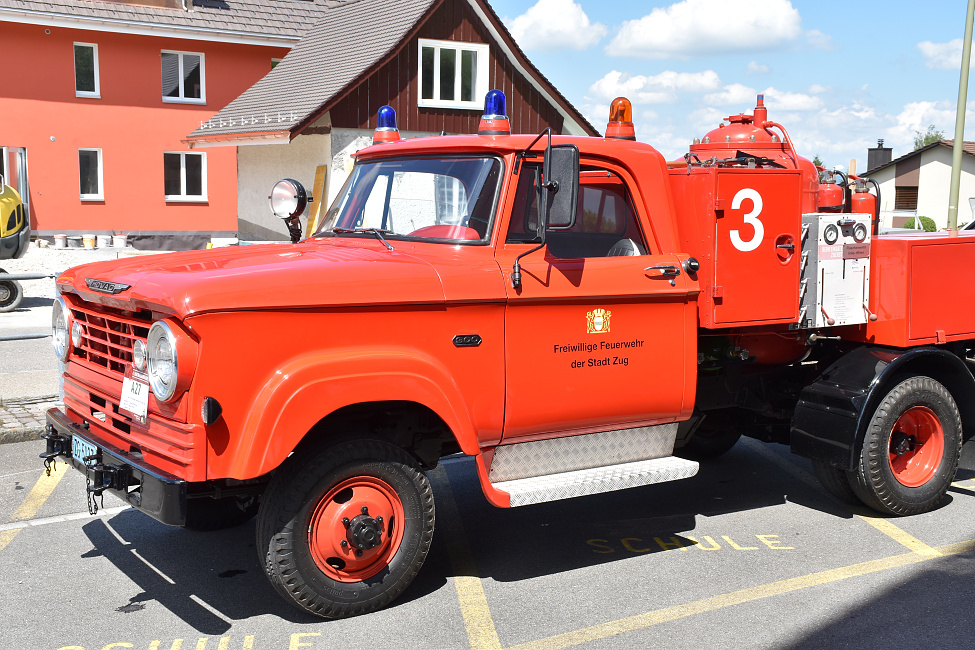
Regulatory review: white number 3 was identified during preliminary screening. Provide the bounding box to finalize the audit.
[730,188,764,252]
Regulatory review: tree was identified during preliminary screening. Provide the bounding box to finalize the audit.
[913,124,944,150]
[812,154,824,167]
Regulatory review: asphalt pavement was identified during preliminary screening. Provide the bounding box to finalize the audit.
[2,436,975,650]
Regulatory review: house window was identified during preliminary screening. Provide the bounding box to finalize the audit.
[894,186,919,210]
[164,152,206,201]
[161,51,205,103]
[79,149,103,200]
[418,39,488,109]
[74,43,100,98]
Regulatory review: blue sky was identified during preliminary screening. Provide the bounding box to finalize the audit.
[489,0,973,173]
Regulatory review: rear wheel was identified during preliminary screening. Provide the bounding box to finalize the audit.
[811,460,859,504]
[678,427,741,460]
[850,375,961,516]
[256,439,435,618]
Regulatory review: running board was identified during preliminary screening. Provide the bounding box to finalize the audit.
[491,456,699,507]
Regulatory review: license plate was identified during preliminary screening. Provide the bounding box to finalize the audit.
[72,434,99,463]
[120,375,150,418]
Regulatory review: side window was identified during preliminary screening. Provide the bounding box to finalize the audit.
[506,166,648,257]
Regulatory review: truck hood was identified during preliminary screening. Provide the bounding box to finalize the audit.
[57,242,446,318]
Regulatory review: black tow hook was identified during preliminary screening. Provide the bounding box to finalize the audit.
[87,462,133,496]
[39,425,70,475]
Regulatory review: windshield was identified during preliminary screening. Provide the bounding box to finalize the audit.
[316,156,502,243]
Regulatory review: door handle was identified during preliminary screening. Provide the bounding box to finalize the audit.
[644,265,681,278]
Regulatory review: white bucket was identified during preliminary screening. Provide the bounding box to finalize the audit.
[113,234,128,248]
[54,234,67,249]
[82,234,96,249]
[96,234,112,248]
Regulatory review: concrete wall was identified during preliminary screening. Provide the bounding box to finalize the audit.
[236,131,331,241]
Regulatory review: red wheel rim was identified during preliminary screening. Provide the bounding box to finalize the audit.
[888,406,944,488]
[307,476,406,583]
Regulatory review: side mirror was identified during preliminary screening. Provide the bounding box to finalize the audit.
[541,145,579,231]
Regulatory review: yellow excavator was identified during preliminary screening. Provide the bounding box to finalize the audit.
[0,175,29,312]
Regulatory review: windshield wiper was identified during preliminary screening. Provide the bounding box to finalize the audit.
[331,227,394,251]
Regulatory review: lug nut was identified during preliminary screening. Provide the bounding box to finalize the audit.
[342,517,350,528]
[356,550,363,557]
[361,506,369,515]
[340,540,348,548]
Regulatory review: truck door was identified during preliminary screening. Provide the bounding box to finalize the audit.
[496,164,696,442]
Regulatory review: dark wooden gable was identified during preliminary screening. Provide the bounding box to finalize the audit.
[327,0,565,135]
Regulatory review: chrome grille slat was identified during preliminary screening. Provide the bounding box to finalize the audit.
[69,303,150,379]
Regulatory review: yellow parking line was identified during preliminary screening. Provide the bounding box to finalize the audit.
[740,439,943,556]
[0,529,21,553]
[509,538,975,650]
[429,466,503,650]
[855,515,941,557]
[1,461,68,552]
[11,460,67,521]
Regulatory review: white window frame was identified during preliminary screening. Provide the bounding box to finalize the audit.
[163,151,207,202]
[161,50,206,104]
[78,148,103,201]
[417,38,489,110]
[74,42,100,99]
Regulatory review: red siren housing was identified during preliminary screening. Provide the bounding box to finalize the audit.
[605,97,635,140]
[478,90,510,136]
[373,105,400,144]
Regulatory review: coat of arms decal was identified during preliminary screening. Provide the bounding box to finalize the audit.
[587,308,611,334]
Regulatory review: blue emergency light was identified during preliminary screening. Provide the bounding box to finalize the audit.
[478,90,510,136]
[373,105,400,144]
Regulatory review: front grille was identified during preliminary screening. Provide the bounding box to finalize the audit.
[69,302,151,379]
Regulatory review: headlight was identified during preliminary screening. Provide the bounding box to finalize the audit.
[52,297,70,361]
[133,339,147,373]
[147,321,178,401]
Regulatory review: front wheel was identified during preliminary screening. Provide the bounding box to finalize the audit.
[256,439,435,618]
[850,375,961,516]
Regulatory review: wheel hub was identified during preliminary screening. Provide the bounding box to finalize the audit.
[307,476,406,583]
[0,284,10,302]
[347,510,384,551]
[888,405,944,488]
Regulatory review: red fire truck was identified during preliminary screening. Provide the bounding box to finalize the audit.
[42,92,975,618]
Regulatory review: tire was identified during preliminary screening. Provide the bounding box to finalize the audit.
[850,375,961,516]
[0,278,23,313]
[184,495,259,531]
[256,439,435,619]
[811,460,860,504]
[678,427,742,460]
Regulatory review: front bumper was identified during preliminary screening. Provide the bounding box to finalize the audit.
[42,407,187,526]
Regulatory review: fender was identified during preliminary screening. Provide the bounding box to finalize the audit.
[791,346,975,469]
[225,346,481,478]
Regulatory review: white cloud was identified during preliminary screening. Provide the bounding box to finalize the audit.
[747,61,771,75]
[508,0,607,52]
[762,87,823,111]
[917,39,973,70]
[806,29,837,51]
[588,69,721,104]
[704,83,757,107]
[606,0,801,59]
[808,84,829,94]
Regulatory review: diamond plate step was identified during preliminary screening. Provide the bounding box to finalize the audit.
[492,455,699,507]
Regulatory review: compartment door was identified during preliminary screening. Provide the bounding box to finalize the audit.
[713,171,801,325]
